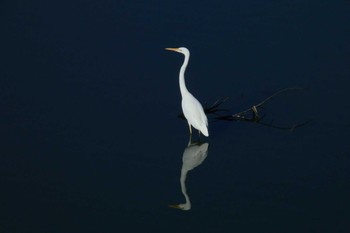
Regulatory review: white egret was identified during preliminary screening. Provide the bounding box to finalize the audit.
[165,47,209,137]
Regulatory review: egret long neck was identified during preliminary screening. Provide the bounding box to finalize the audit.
[180,168,191,210]
[179,53,190,96]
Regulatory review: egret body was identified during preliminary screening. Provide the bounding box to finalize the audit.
[166,47,209,137]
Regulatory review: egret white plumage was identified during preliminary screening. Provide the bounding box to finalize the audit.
[166,47,209,137]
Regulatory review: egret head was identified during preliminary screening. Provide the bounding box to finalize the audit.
[165,47,189,56]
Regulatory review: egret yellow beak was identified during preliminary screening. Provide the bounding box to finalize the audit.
[168,204,182,209]
[165,48,179,52]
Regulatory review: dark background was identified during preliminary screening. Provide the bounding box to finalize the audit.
[1,0,350,232]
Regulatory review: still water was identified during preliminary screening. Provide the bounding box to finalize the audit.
[1,0,349,232]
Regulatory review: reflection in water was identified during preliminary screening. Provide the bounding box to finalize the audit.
[169,140,209,211]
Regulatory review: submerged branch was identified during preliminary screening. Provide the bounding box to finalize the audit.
[178,87,310,131]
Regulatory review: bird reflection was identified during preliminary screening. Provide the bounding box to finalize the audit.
[169,139,209,211]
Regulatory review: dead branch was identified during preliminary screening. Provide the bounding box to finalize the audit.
[178,87,311,131]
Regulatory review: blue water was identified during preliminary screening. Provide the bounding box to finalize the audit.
[1,1,350,232]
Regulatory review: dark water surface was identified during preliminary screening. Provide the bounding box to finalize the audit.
[1,1,350,232]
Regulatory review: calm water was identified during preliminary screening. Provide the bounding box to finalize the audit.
[1,1,350,232]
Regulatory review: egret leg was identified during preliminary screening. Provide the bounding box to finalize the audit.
[188,123,192,135]
[188,133,192,146]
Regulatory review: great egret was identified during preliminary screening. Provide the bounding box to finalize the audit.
[165,47,209,137]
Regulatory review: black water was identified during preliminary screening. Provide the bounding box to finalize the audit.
[1,1,350,232]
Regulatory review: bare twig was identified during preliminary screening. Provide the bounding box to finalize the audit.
[231,87,304,120]
[178,87,310,131]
